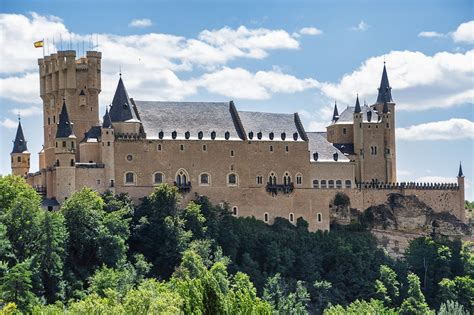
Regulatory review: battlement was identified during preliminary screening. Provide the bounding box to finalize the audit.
[357,181,459,191]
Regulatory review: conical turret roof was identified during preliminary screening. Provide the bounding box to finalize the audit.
[56,100,75,138]
[109,76,139,122]
[102,107,112,128]
[377,63,393,103]
[354,95,361,113]
[12,119,28,153]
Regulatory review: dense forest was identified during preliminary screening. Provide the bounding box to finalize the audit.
[0,175,472,314]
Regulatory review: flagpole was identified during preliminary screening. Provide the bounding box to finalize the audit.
[42,38,45,57]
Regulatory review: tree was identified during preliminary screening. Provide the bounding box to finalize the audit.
[438,276,474,311]
[0,175,40,215]
[314,280,333,313]
[263,273,310,314]
[375,265,400,306]
[399,273,432,315]
[324,299,398,315]
[438,300,469,315]
[0,260,38,312]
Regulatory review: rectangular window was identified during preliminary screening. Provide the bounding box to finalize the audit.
[180,144,184,151]
[313,180,319,188]
[202,144,207,151]
[157,144,162,151]
[230,150,234,157]
[343,128,347,134]
[285,145,289,152]
[296,176,302,185]
[256,176,263,185]
[62,141,66,148]
[321,180,327,188]
[270,145,273,152]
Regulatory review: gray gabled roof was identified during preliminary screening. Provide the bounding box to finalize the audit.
[109,77,139,122]
[56,100,75,138]
[377,64,393,103]
[334,105,382,124]
[238,111,305,141]
[134,101,241,140]
[12,120,28,154]
[307,132,349,162]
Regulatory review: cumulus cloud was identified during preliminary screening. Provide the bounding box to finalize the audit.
[0,118,17,129]
[299,27,323,36]
[452,20,474,44]
[350,20,370,31]
[418,31,445,38]
[128,18,152,28]
[9,106,42,117]
[196,67,319,100]
[396,118,474,141]
[319,50,474,111]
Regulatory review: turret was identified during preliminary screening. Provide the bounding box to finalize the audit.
[353,95,364,183]
[55,100,76,167]
[332,101,339,122]
[457,162,465,222]
[376,62,392,104]
[11,118,30,176]
[108,75,142,135]
[100,107,116,191]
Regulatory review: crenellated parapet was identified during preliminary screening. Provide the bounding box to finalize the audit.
[357,181,460,191]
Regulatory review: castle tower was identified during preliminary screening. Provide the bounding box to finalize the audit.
[353,95,364,183]
[100,107,116,191]
[38,50,102,169]
[457,162,465,222]
[108,76,142,135]
[11,118,30,176]
[54,100,76,202]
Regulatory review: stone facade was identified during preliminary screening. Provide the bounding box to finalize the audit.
[13,50,466,231]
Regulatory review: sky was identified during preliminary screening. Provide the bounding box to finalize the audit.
[0,0,473,199]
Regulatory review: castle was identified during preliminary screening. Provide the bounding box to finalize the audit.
[11,50,466,231]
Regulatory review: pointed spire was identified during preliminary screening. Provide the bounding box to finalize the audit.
[332,101,339,122]
[377,62,393,103]
[354,94,361,113]
[458,162,464,177]
[12,118,28,153]
[102,106,112,128]
[56,99,75,138]
[109,76,138,122]
[383,100,389,114]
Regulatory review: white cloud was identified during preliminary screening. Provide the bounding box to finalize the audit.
[0,118,17,129]
[418,31,445,38]
[452,20,474,44]
[396,118,474,141]
[350,20,370,31]
[128,18,152,28]
[0,73,39,103]
[9,106,42,117]
[299,27,323,36]
[196,67,319,100]
[319,50,474,111]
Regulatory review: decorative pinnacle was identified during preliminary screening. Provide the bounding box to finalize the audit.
[458,162,464,177]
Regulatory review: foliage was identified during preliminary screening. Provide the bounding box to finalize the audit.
[375,265,400,306]
[333,192,350,207]
[263,273,310,314]
[399,273,432,315]
[437,300,469,315]
[323,299,398,315]
[0,260,38,313]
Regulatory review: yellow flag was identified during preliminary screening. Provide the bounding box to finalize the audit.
[34,40,44,48]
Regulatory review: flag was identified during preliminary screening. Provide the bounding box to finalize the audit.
[34,40,44,48]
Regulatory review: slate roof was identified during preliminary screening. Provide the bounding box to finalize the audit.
[56,101,75,138]
[81,126,102,143]
[458,162,464,177]
[238,111,305,141]
[109,77,139,122]
[377,64,393,103]
[307,132,349,162]
[41,198,60,208]
[134,101,241,140]
[12,120,28,154]
[102,108,112,128]
[334,105,382,124]
[333,143,355,155]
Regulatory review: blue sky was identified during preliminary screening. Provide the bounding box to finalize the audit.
[1,0,473,199]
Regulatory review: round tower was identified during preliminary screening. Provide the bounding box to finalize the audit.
[11,118,30,176]
[100,107,116,191]
[457,162,466,223]
[353,95,364,184]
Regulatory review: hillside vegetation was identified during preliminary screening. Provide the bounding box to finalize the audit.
[0,175,472,314]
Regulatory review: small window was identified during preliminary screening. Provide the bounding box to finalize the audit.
[107,141,111,147]
[157,144,162,151]
[343,127,347,134]
[296,174,302,185]
[317,213,322,223]
[230,150,234,157]
[289,212,294,223]
[125,172,135,184]
[264,212,269,223]
[345,180,351,188]
[232,206,238,216]
[180,144,184,151]
[154,172,164,184]
[48,117,50,125]
[336,180,342,189]
[97,180,100,185]
[283,172,291,185]
[386,123,389,128]
[228,173,237,186]
[313,180,319,188]
[16,156,21,162]
[126,154,133,161]
[62,141,66,148]
[53,116,56,123]
[321,180,327,188]
[200,173,210,185]
[285,145,289,152]
[269,145,273,152]
[328,180,335,189]
[256,176,263,185]
[70,159,74,166]
[56,142,58,148]
[56,159,60,166]
[268,172,277,185]
[202,144,207,151]
[110,180,115,187]
[106,131,109,135]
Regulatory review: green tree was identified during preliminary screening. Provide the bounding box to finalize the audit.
[438,300,469,315]
[324,299,398,315]
[0,260,38,312]
[263,273,310,314]
[438,276,474,311]
[399,273,433,315]
[375,265,400,306]
[0,175,40,215]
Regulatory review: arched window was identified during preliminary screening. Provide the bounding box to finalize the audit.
[268,172,277,185]
[321,180,327,188]
[228,173,238,186]
[336,180,342,189]
[200,173,210,186]
[232,206,238,216]
[296,173,302,185]
[153,172,164,185]
[264,212,269,223]
[283,172,291,185]
[175,169,189,186]
[125,172,136,185]
[313,180,319,189]
[289,212,294,223]
[317,213,322,223]
[328,180,335,189]
[345,180,352,188]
